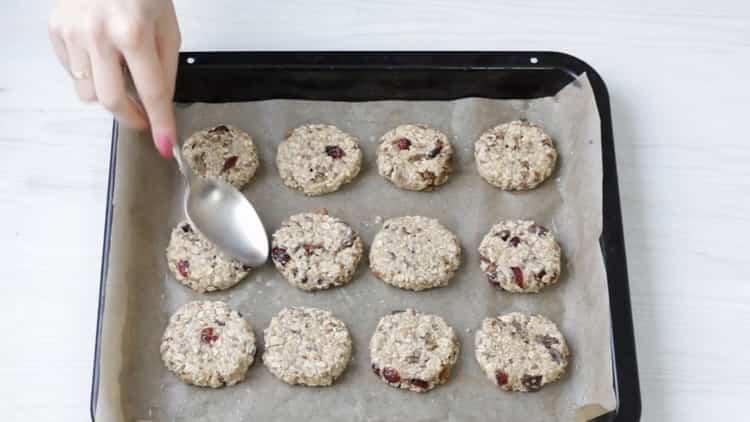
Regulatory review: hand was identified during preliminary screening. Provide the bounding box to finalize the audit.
[48,0,181,157]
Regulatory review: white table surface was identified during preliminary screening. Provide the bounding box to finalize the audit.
[2,1,748,421]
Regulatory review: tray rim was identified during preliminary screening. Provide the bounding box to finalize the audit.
[90,51,640,422]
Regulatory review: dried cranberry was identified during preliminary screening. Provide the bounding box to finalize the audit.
[209,125,230,134]
[221,156,238,173]
[532,224,549,236]
[302,244,321,256]
[177,260,190,278]
[495,370,509,386]
[498,230,510,241]
[181,224,192,233]
[382,367,400,383]
[371,364,380,376]
[511,267,524,288]
[325,145,345,159]
[535,270,546,281]
[427,141,444,158]
[200,327,219,344]
[522,374,543,391]
[509,236,521,247]
[410,379,429,389]
[393,138,411,150]
[271,247,291,266]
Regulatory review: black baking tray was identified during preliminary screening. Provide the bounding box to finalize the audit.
[91,51,640,422]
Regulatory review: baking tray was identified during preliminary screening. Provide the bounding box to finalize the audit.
[90,51,640,421]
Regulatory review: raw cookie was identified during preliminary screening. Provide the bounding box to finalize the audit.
[370,216,461,291]
[182,124,260,189]
[474,120,557,190]
[370,309,460,392]
[376,124,453,191]
[263,307,352,386]
[475,312,569,392]
[166,221,251,293]
[478,220,561,293]
[160,300,256,388]
[270,210,363,291]
[276,124,362,195]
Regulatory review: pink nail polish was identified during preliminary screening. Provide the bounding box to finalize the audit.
[155,134,174,158]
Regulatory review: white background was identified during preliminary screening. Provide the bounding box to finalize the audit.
[1,1,748,421]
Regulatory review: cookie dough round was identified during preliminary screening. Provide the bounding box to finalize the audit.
[474,120,557,190]
[370,216,461,291]
[475,312,569,392]
[478,220,561,293]
[370,309,460,392]
[166,221,251,293]
[276,124,362,196]
[263,307,352,386]
[182,124,260,189]
[270,211,363,291]
[376,124,453,191]
[160,301,256,388]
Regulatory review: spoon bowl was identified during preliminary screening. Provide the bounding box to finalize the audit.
[172,145,269,267]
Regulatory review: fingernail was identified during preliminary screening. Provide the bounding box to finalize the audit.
[155,133,174,158]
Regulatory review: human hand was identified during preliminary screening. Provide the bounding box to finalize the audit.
[48,0,181,157]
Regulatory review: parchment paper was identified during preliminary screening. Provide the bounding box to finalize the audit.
[94,74,616,422]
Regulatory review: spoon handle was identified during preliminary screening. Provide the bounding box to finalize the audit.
[172,144,194,182]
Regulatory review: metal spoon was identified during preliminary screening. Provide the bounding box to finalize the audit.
[172,144,269,267]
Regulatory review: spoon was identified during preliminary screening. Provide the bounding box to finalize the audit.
[172,144,269,267]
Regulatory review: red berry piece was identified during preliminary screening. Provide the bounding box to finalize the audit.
[221,156,238,173]
[511,267,524,288]
[271,247,291,266]
[495,370,509,386]
[393,138,411,150]
[302,244,322,256]
[410,379,429,390]
[382,367,401,383]
[177,260,190,278]
[200,327,219,344]
[509,236,521,247]
[325,145,345,159]
[535,270,546,281]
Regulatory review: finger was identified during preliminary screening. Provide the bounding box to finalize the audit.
[47,19,70,72]
[62,32,97,102]
[122,34,176,157]
[90,44,148,129]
